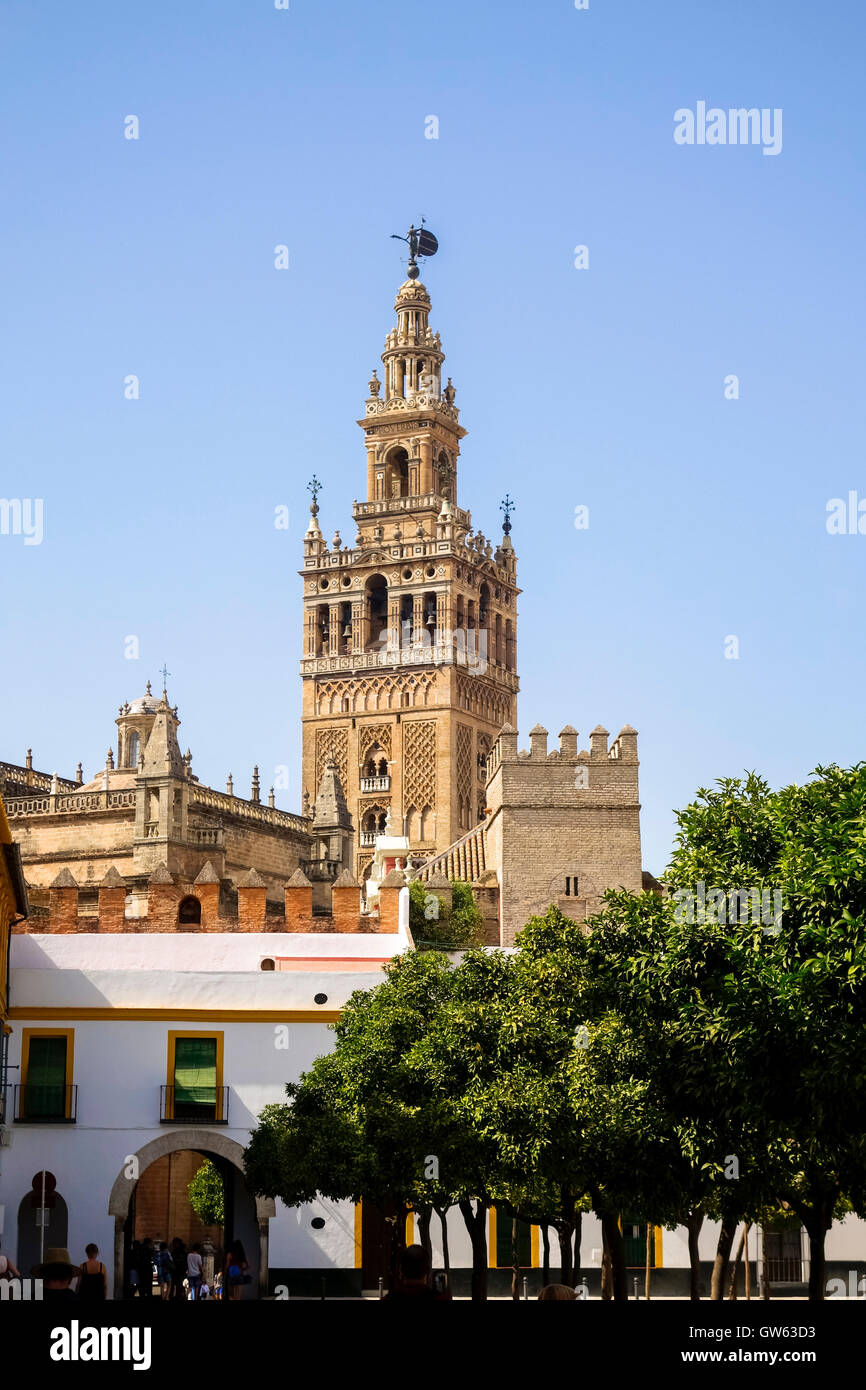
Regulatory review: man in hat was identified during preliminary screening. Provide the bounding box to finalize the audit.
[37,1247,79,1301]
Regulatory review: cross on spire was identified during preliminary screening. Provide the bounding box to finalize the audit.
[160,662,171,695]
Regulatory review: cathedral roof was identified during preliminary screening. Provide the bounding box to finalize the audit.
[125,691,161,715]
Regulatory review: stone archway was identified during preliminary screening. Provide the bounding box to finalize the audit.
[108,1130,275,1299]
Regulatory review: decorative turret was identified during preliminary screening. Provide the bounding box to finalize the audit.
[311,756,354,874]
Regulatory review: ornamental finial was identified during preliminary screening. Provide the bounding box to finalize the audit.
[307,475,322,515]
[500,494,515,535]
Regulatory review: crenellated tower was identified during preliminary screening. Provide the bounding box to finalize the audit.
[300,269,520,883]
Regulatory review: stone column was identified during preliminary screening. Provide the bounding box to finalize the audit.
[387,596,401,654]
[412,593,424,646]
[113,1215,126,1300]
[257,1219,269,1299]
[436,592,449,662]
[329,602,341,657]
[420,439,434,496]
[352,599,364,654]
[304,609,317,658]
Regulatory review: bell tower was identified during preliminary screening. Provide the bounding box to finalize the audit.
[300,247,519,883]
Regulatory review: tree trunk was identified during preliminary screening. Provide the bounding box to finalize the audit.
[458,1198,489,1302]
[645,1225,653,1300]
[710,1217,737,1300]
[686,1210,704,1301]
[416,1204,433,1270]
[601,1213,627,1301]
[805,1219,827,1302]
[789,1194,835,1303]
[436,1206,450,1276]
[557,1223,574,1286]
[744,1223,751,1300]
[601,1248,612,1300]
[573,1211,582,1283]
[727,1223,747,1300]
[541,1225,551,1286]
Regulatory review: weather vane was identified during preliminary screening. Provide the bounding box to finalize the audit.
[390,219,439,280]
[500,494,515,535]
[307,475,322,513]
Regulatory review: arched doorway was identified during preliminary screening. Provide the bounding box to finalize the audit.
[107,1131,275,1299]
[17,1178,69,1279]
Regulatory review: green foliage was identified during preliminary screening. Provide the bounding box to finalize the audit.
[187,1159,225,1227]
[246,761,866,1300]
[408,877,484,949]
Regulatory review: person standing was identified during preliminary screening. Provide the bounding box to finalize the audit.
[37,1248,80,1302]
[78,1244,108,1301]
[224,1241,249,1301]
[136,1237,155,1298]
[186,1243,204,1300]
[0,1241,21,1282]
[155,1242,173,1300]
[170,1238,187,1301]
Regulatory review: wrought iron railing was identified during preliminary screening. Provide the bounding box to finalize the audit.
[160,1086,229,1124]
[13,1085,78,1123]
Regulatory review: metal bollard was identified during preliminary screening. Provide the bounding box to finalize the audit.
[378,1276,384,1300]
[633,1276,639,1300]
[522,1277,528,1300]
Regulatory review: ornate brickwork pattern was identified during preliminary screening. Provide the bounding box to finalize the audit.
[316,672,436,716]
[456,723,473,813]
[456,673,513,727]
[315,727,349,791]
[403,720,437,811]
[358,724,392,763]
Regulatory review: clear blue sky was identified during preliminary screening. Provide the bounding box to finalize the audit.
[2,0,864,874]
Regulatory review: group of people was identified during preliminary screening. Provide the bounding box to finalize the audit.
[128,1236,250,1301]
[0,1234,250,1301]
[0,1240,108,1302]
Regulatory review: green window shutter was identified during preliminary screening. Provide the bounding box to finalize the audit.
[174,1037,217,1109]
[496,1213,532,1268]
[27,1036,67,1117]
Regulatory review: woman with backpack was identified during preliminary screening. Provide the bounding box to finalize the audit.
[223,1240,250,1301]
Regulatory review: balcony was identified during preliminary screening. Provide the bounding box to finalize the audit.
[360,776,390,793]
[160,1086,229,1125]
[360,832,378,847]
[13,1085,78,1123]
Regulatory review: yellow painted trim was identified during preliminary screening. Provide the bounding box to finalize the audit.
[405,1210,414,1246]
[9,1008,342,1023]
[20,1027,75,1118]
[354,1203,362,1269]
[531,1224,539,1268]
[654,1224,663,1268]
[166,1030,224,1122]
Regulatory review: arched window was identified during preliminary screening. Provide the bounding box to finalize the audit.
[384,447,409,498]
[178,896,202,926]
[127,732,140,768]
[365,575,388,648]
